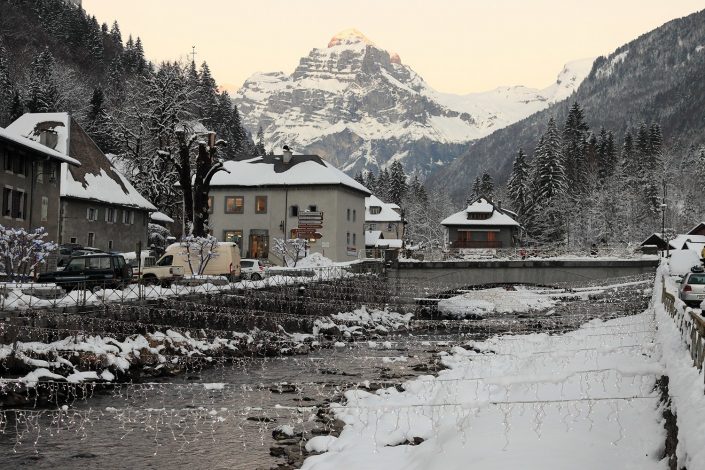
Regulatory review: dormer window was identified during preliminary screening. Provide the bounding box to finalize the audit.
[370,206,382,215]
[467,212,491,220]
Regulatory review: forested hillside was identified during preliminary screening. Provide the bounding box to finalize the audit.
[428,8,705,214]
[0,0,255,220]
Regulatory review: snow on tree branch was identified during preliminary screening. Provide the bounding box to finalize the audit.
[0,226,57,281]
[273,238,307,267]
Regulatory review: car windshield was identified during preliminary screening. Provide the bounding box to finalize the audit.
[689,274,705,285]
[241,261,253,268]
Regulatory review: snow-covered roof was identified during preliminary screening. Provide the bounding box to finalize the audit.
[669,234,705,250]
[150,212,175,223]
[375,238,403,249]
[441,198,520,227]
[365,195,402,222]
[210,155,371,195]
[687,222,705,235]
[365,230,383,246]
[0,125,80,166]
[6,113,156,211]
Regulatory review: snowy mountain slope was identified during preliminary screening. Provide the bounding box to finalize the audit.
[234,29,592,175]
[427,8,705,203]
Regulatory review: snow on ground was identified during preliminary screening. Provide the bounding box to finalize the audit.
[297,253,335,268]
[438,286,558,318]
[302,312,665,470]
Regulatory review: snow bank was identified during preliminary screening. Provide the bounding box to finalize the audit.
[438,286,558,318]
[302,312,664,469]
[297,253,335,268]
[668,249,701,276]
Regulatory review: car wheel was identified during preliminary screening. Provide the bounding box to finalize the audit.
[160,280,172,288]
[143,276,159,286]
[251,273,262,281]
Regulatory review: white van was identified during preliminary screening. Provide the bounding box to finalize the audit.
[142,242,241,281]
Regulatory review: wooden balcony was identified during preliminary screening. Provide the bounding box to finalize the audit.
[450,240,503,249]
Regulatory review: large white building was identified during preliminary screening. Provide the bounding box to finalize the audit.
[206,151,370,264]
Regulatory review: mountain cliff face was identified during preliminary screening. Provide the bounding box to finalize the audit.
[234,29,592,176]
[427,9,705,202]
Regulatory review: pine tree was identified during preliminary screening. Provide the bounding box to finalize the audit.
[134,37,146,73]
[255,126,266,155]
[0,38,13,126]
[471,176,481,200]
[109,21,123,50]
[388,160,408,205]
[621,130,637,186]
[479,173,494,199]
[562,102,590,195]
[377,168,391,201]
[25,48,59,113]
[86,86,117,153]
[9,90,24,123]
[507,149,530,220]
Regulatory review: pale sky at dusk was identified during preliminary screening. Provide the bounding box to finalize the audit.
[83,0,703,94]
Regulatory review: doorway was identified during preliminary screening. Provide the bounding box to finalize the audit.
[249,230,269,258]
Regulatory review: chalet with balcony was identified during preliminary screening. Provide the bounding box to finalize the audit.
[6,113,156,253]
[441,197,521,249]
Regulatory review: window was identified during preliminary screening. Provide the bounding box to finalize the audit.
[353,233,357,245]
[368,223,377,230]
[157,255,173,267]
[108,240,114,250]
[70,237,77,244]
[13,157,24,176]
[255,196,267,214]
[4,153,11,172]
[224,230,243,250]
[387,223,394,231]
[2,188,11,217]
[208,196,214,214]
[240,260,254,268]
[225,196,244,214]
[130,211,135,225]
[37,161,43,183]
[308,205,317,212]
[290,205,299,217]
[346,232,350,245]
[468,212,491,220]
[122,210,129,224]
[106,207,117,223]
[41,197,48,222]
[87,232,95,247]
[369,206,382,215]
[12,190,25,219]
[347,209,351,221]
[353,209,356,222]
[87,256,111,269]
[87,207,98,221]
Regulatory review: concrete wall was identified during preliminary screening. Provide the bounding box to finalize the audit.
[59,198,149,252]
[207,185,365,264]
[389,259,659,297]
[0,144,62,241]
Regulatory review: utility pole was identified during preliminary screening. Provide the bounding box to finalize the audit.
[661,179,668,257]
[190,46,197,64]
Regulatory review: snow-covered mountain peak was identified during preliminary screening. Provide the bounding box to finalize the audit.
[327,28,375,48]
[234,35,594,176]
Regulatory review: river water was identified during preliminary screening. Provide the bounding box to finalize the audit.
[0,278,651,469]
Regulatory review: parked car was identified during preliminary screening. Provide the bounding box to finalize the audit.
[37,254,132,292]
[138,254,184,286]
[122,250,157,280]
[141,242,241,282]
[240,259,268,280]
[57,246,105,270]
[678,267,705,307]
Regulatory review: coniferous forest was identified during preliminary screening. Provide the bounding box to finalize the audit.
[0,0,256,223]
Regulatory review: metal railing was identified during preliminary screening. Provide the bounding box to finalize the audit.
[661,276,705,371]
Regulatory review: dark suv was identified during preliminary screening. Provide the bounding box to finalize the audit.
[38,254,132,291]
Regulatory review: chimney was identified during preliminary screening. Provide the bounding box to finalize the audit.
[39,130,58,150]
[497,200,502,211]
[282,145,293,164]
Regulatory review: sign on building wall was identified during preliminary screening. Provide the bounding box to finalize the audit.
[297,211,323,239]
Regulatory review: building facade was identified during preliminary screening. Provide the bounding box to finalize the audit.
[6,113,156,253]
[0,127,80,240]
[207,153,370,264]
[364,195,403,240]
[441,197,522,249]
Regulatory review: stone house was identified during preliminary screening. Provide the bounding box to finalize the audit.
[207,151,370,264]
[364,195,403,240]
[6,113,156,253]
[0,126,80,240]
[441,197,521,249]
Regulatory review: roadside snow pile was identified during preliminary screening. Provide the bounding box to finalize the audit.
[668,249,701,276]
[297,253,335,268]
[314,307,413,339]
[438,286,558,318]
[302,312,664,470]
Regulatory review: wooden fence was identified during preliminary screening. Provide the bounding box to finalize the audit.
[661,277,705,371]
